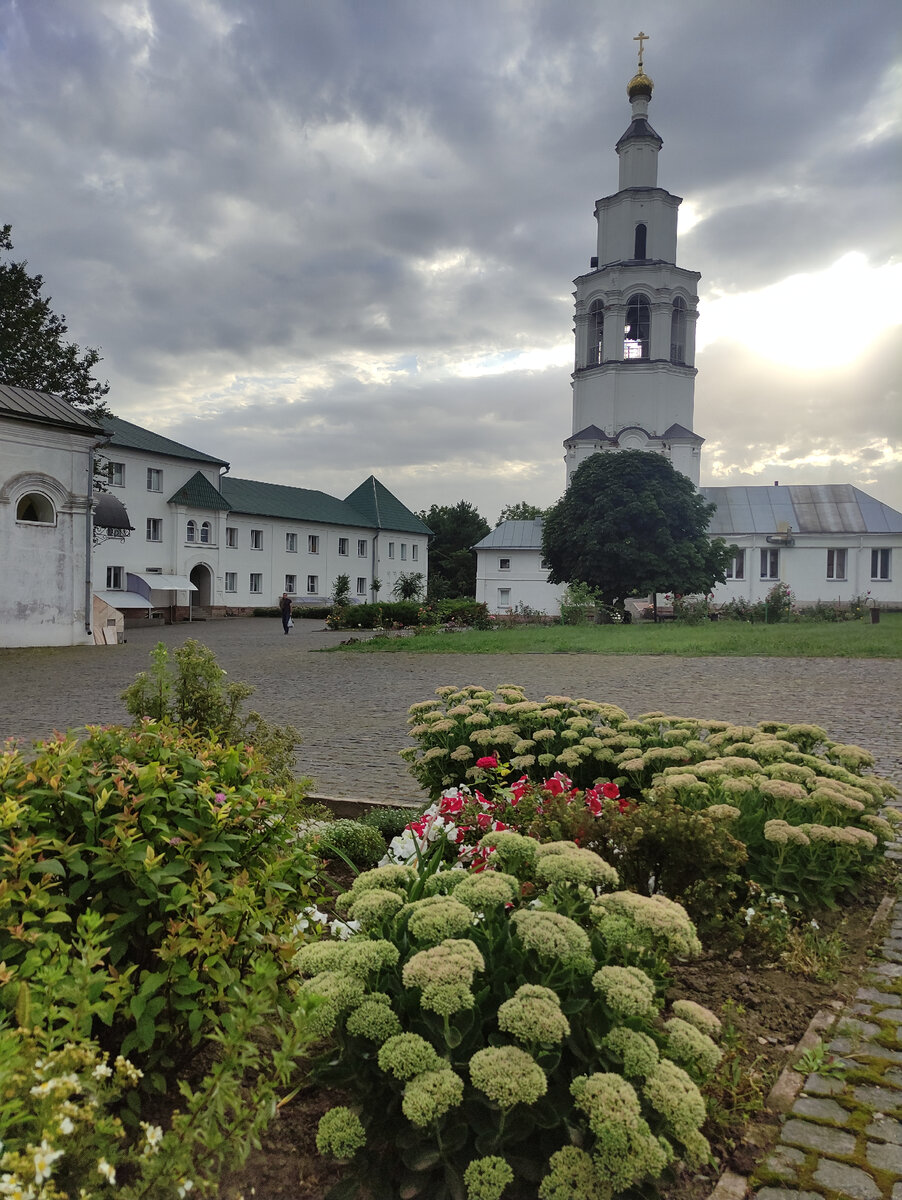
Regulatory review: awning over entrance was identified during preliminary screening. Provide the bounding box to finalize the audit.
[94,590,153,610]
[128,573,197,591]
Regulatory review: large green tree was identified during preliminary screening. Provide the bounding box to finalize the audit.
[417,500,490,600]
[542,451,733,614]
[0,224,109,416]
[496,500,545,526]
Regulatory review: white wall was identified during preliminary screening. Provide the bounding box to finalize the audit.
[475,547,562,616]
[0,417,98,647]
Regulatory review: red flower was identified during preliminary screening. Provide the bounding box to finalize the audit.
[407,818,428,838]
[510,775,530,804]
[439,793,465,817]
[617,798,632,814]
[476,811,492,829]
[585,791,603,817]
[601,782,620,800]
[476,756,498,769]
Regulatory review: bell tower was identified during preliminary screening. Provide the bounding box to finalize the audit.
[565,35,703,484]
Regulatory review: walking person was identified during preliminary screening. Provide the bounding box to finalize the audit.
[279,591,293,635]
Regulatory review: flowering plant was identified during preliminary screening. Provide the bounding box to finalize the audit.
[301,853,715,1200]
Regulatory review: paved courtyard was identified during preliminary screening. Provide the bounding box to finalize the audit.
[0,616,900,798]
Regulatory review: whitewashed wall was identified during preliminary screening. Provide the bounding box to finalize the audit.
[475,547,562,616]
[0,416,98,647]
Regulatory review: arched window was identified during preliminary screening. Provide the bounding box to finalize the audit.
[634,223,647,259]
[200,521,211,544]
[16,492,55,524]
[186,519,197,542]
[588,300,604,366]
[623,293,650,359]
[670,297,687,364]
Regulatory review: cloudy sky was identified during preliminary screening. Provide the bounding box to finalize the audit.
[2,0,900,520]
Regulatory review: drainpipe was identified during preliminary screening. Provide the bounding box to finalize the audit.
[85,444,98,639]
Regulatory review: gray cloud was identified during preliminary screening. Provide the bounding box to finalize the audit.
[1,0,899,519]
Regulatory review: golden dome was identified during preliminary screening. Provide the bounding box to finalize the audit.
[627,71,653,99]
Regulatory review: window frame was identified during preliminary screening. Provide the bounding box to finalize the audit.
[725,550,745,581]
[357,538,368,557]
[497,588,511,608]
[106,565,124,590]
[306,574,319,595]
[224,572,237,593]
[284,574,297,595]
[623,293,650,360]
[871,548,891,581]
[308,534,319,554]
[15,492,56,525]
[250,528,263,551]
[146,518,163,542]
[200,521,211,544]
[388,542,395,559]
[286,532,298,553]
[499,557,511,571]
[338,537,349,556]
[356,576,367,595]
[249,573,263,594]
[186,519,198,543]
[760,548,779,580]
[826,548,847,581]
[108,462,125,488]
[225,526,238,548]
[411,544,419,562]
[146,467,163,492]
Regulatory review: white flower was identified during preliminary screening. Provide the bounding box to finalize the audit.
[140,1122,163,1154]
[58,1117,75,1135]
[97,1158,116,1184]
[177,1180,194,1197]
[33,1141,64,1183]
[92,1063,113,1080]
[809,919,820,930]
[329,916,361,940]
[744,907,755,924]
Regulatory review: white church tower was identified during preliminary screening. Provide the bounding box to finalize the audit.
[565,34,703,485]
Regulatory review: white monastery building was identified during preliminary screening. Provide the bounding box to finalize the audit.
[1,389,429,647]
[476,43,902,616]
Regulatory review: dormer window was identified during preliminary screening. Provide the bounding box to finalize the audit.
[670,297,687,364]
[634,223,647,259]
[623,293,650,359]
[588,300,604,366]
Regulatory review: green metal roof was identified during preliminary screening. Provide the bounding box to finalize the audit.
[102,415,229,466]
[221,477,372,526]
[168,470,232,511]
[344,476,432,535]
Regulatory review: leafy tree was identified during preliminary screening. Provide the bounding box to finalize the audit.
[496,500,545,526]
[0,223,109,415]
[542,451,733,617]
[392,571,425,601]
[417,500,490,600]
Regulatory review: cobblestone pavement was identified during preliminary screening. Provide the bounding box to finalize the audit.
[0,617,900,799]
[752,882,902,1200]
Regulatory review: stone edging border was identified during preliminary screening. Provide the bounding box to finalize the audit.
[704,893,898,1200]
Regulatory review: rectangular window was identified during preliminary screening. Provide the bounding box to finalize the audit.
[338,537,349,556]
[826,549,847,580]
[308,534,319,554]
[224,572,237,593]
[307,574,318,594]
[226,526,238,548]
[108,462,125,487]
[106,566,123,589]
[286,532,298,553]
[388,542,395,558]
[357,538,368,557]
[760,548,779,580]
[146,518,162,542]
[400,543,407,561]
[499,558,511,570]
[725,550,745,580]
[498,588,511,608]
[285,574,297,594]
[250,529,263,550]
[356,577,367,595]
[871,548,891,580]
[249,573,262,594]
[411,544,418,562]
[146,468,163,492]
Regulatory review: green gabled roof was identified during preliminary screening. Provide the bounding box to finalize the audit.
[102,415,229,466]
[344,476,432,535]
[220,477,371,526]
[168,470,231,511]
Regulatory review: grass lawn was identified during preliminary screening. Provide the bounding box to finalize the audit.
[327,611,902,657]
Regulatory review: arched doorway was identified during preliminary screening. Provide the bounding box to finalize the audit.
[189,563,213,610]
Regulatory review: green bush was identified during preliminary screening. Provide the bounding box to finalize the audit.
[359,806,423,841]
[317,818,387,870]
[122,639,303,786]
[328,599,491,631]
[0,723,322,1086]
[302,856,717,1198]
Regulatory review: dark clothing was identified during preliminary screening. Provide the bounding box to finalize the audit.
[280,595,292,633]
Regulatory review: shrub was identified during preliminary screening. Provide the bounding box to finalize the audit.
[359,806,424,841]
[329,599,491,631]
[301,858,716,1198]
[316,818,387,870]
[0,723,322,1086]
[400,687,896,913]
[122,640,303,786]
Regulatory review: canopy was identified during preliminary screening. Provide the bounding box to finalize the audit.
[128,572,197,591]
[94,590,153,610]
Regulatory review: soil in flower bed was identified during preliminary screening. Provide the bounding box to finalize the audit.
[217,882,893,1200]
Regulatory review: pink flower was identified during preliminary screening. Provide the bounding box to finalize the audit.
[168,837,183,846]
[214,792,227,805]
[476,756,498,769]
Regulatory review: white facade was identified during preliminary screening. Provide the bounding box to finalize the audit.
[92,417,430,620]
[473,522,563,616]
[0,389,105,647]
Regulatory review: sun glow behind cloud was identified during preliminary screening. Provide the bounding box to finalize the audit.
[698,253,902,369]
